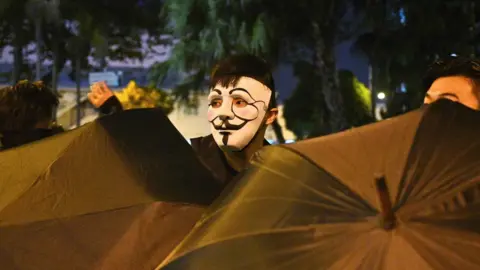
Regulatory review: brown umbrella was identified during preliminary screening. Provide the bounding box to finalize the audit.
[158,99,480,270]
[0,108,222,270]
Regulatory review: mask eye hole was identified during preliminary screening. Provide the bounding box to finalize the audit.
[209,99,222,108]
[233,98,248,108]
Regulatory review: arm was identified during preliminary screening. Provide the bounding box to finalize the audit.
[88,81,124,116]
[99,96,124,115]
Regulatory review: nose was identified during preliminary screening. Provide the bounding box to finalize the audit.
[219,114,233,121]
[217,100,235,121]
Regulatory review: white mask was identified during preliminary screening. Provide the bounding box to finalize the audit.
[207,77,272,151]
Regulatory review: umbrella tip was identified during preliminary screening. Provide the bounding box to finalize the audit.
[375,175,396,230]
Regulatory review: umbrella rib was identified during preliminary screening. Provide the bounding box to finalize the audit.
[241,196,365,213]
[406,140,480,203]
[396,110,477,207]
[400,173,480,216]
[250,160,372,213]
[416,163,480,203]
[429,139,480,185]
[0,129,88,214]
[267,228,372,270]
[200,196,372,227]
[277,146,378,211]
[402,224,480,269]
[169,222,378,267]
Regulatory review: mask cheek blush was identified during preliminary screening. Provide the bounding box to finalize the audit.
[232,106,258,120]
[207,109,217,122]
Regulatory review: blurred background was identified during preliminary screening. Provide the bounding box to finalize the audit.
[0,0,477,143]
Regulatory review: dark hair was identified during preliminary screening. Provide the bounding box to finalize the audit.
[423,56,480,92]
[0,80,59,131]
[209,54,277,108]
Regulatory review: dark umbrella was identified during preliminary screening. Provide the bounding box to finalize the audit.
[0,108,222,270]
[158,100,480,270]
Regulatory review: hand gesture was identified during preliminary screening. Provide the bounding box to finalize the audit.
[88,81,114,108]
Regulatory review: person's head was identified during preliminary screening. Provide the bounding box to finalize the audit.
[0,80,59,131]
[423,56,480,110]
[207,54,278,152]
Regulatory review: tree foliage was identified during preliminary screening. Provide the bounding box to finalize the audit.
[150,0,274,105]
[0,0,167,84]
[115,81,174,114]
[284,62,373,138]
[151,0,375,141]
[354,0,480,117]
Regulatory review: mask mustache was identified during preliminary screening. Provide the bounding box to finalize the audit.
[212,120,248,131]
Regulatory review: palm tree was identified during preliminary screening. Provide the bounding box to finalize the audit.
[0,0,31,83]
[40,0,61,120]
[65,14,92,127]
[25,0,48,81]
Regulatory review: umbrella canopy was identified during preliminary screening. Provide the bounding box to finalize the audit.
[0,108,222,270]
[158,100,480,270]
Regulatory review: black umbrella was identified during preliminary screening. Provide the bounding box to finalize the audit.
[0,108,221,270]
[158,100,480,270]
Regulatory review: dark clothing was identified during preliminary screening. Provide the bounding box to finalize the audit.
[99,96,270,186]
[99,96,124,116]
[0,127,64,150]
[190,135,270,187]
[190,135,239,187]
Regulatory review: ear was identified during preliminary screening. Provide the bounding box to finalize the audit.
[265,108,278,125]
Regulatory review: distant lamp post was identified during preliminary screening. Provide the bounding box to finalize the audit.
[377,92,386,100]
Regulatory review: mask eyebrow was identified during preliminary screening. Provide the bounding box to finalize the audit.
[208,89,223,99]
[211,89,222,95]
[229,88,254,99]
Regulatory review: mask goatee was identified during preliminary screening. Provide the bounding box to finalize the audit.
[221,132,230,145]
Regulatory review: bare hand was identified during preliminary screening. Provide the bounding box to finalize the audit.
[88,81,114,108]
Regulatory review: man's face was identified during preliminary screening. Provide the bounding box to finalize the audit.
[207,77,272,151]
[424,76,480,110]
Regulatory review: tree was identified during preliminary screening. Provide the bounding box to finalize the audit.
[0,0,33,83]
[153,0,381,142]
[283,60,326,138]
[284,62,373,138]
[338,69,374,126]
[25,0,49,81]
[354,0,479,117]
[65,12,92,127]
[114,81,174,114]
[0,0,167,88]
[253,0,373,134]
[150,0,287,142]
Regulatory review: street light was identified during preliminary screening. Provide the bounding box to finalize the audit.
[377,92,386,100]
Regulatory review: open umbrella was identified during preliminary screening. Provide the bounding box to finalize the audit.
[0,108,222,270]
[158,100,480,270]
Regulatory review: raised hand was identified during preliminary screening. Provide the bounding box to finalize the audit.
[88,81,115,108]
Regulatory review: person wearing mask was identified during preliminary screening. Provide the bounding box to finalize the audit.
[0,80,63,150]
[88,54,279,188]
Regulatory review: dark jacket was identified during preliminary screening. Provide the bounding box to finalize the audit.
[99,96,269,186]
[0,127,64,151]
[99,96,124,116]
